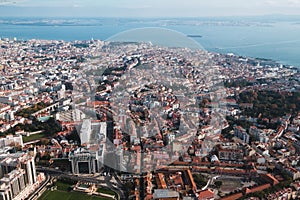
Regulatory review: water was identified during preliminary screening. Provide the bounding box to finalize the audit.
[107,27,204,50]
[0,17,299,67]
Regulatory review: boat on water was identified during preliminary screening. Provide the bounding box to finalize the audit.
[187,35,202,38]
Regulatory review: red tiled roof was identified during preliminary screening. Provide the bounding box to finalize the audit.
[198,189,214,200]
[221,192,243,200]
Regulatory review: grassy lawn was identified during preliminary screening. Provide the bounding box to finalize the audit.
[39,190,111,200]
[23,133,46,143]
[39,190,70,200]
[91,196,111,200]
[38,190,50,200]
[70,192,92,200]
[96,188,117,196]
[55,181,72,191]
[38,180,114,200]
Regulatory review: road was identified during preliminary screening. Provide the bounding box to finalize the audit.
[201,175,220,190]
[27,174,52,200]
[36,167,127,200]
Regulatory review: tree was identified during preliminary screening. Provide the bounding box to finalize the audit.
[290,103,296,110]
[271,104,278,109]
[193,174,208,188]
[215,180,223,189]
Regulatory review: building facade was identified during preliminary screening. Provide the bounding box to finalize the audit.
[0,153,37,200]
[69,121,107,174]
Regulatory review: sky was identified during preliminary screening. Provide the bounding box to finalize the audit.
[0,0,300,17]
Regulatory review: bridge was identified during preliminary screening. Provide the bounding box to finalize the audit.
[32,102,60,117]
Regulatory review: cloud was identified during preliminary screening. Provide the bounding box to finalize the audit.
[0,0,23,5]
[264,0,300,7]
[288,0,300,5]
[265,0,278,6]
[72,4,81,8]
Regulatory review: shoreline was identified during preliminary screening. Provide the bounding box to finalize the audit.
[0,36,298,68]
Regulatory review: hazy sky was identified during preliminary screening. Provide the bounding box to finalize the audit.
[0,0,299,17]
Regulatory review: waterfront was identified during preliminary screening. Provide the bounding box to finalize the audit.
[0,17,300,67]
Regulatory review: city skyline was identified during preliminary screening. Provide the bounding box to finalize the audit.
[0,0,300,17]
[1,1,300,200]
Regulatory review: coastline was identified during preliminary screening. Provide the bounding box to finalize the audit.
[0,17,299,68]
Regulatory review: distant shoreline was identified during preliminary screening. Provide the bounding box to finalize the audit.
[0,18,299,67]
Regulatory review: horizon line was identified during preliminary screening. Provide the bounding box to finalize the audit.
[1,14,300,18]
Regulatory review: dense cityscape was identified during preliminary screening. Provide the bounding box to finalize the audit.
[0,36,300,200]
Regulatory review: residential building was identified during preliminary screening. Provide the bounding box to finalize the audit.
[0,152,37,200]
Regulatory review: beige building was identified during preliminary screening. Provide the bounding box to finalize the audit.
[0,153,37,200]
